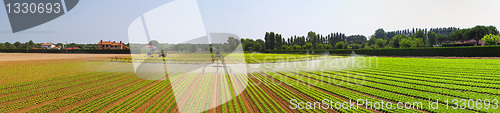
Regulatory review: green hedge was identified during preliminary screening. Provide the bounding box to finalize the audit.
[441,43,475,47]
[0,49,131,54]
[265,46,500,57]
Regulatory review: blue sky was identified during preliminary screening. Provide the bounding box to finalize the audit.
[0,0,500,43]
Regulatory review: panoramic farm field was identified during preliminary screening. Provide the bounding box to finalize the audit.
[0,53,499,113]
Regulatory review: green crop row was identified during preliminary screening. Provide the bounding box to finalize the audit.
[230,65,282,113]
[27,74,139,113]
[342,69,500,95]
[67,80,154,112]
[0,73,131,112]
[67,81,151,112]
[371,67,500,80]
[357,68,500,89]
[182,72,213,113]
[251,73,323,113]
[260,71,381,113]
[144,89,174,112]
[166,72,208,113]
[107,80,169,112]
[0,72,99,94]
[246,79,279,113]
[372,58,500,77]
[0,72,99,90]
[0,72,127,103]
[232,68,255,113]
[249,78,287,113]
[310,69,500,106]
[0,64,129,90]
[279,68,480,113]
[262,66,423,113]
[368,68,500,85]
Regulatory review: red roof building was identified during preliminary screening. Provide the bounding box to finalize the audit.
[143,45,157,50]
[66,47,80,50]
[41,43,53,46]
[41,43,55,49]
[456,34,500,46]
[97,40,130,49]
[456,39,483,46]
[40,43,61,49]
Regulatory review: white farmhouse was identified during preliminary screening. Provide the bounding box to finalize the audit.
[143,45,157,50]
[41,43,55,49]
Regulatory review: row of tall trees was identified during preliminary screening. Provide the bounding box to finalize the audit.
[257,26,497,51]
[377,27,459,40]
[240,38,264,52]
[371,26,498,48]
[372,28,427,48]
[263,31,369,51]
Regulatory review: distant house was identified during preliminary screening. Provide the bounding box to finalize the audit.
[143,45,157,50]
[40,43,61,49]
[97,40,130,49]
[458,34,500,46]
[52,46,61,50]
[66,47,80,50]
[456,39,483,46]
[41,43,55,49]
[497,34,500,45]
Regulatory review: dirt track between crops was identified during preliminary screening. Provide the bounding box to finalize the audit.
[0,53,130,64]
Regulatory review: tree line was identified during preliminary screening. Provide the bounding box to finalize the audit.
[0,40,108,49]
[239,25,498,52]
[2,26,496,52]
